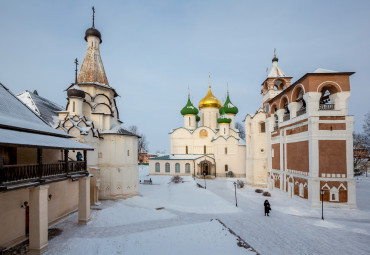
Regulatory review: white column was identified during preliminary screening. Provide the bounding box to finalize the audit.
[330,92,350,114]
[276,109,285,123]
[288,102,300,119]
[303,92,321,117]
[78,176,91,224]
[29,185,49,255]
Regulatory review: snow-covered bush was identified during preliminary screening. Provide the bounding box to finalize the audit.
[262,191,271,197]
[227,171,234,177]
[171,175,183,183]
[237,179,245,188]
[255,189,263,193]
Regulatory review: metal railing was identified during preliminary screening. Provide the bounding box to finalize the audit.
[296,108,306,116]
[283,114,290,121]
[319,104,335,110]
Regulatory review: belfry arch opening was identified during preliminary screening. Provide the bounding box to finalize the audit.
[319,84,338,110]
[293,87,306,116]
[273,79,285,91]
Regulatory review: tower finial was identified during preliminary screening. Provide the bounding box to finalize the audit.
[274,48,276,57]
[74,58,79,84]
[188,84,190,97]
[209,72,211,88]
[227,82,229,94]
[92,6,95,27]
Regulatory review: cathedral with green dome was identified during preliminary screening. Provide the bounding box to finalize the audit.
[150,77,246,178]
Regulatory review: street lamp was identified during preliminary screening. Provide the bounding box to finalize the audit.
[233,182,238,207]
[320,190,325,220]
[203,172,206,189]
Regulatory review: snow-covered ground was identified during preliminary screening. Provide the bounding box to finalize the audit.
[46,166,370,255]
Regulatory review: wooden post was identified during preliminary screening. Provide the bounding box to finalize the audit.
[64,150,69,174]
[38,148,43,179]
[83,150,87,172]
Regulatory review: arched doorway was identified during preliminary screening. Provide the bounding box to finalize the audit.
[197,159,214,176]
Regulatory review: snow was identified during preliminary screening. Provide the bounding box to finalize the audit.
[68,84,84,91]
[152,154,215,160]
[0,128,93,150]
[0,84,68,137]
[312,68,339,73]
[47,167,370,255]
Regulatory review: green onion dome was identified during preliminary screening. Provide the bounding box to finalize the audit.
[180,96,199,115]
[217,108,232,124]
[223,92,238,114]
[196,115,200,122]
[219,106,224,115]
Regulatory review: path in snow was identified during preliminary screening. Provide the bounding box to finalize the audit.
[47,167,370,255]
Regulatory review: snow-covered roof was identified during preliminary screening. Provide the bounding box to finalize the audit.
[0,128,93,150]
[17,90,64,128]
[0,84,71,138]
[268,60,286,78]
[68,84,84,91]
[151,154,215,160]
[312,68,339,73]
[100,124,139,137]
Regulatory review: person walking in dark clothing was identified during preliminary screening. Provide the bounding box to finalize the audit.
[76,152,83,161]
[264,200,271,216]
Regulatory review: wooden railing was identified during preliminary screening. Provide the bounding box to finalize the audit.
[319,104,335,110]
[0,161,87,186]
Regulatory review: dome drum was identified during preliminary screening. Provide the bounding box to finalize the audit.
[84,27,102,43]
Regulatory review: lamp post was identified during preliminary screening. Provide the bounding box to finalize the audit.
[203,172,206,189]
[233,182,238,207]
[320,190,325,220]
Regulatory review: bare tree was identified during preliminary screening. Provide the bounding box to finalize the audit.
[235,122,245,140]
[128,125,149,154]
[363,112,370,146]
[353,133,368,177]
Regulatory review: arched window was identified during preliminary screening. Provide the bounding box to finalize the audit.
[274,113,279,130]
[155,163,160,172]
[202,113,204,125]
[225,164,228,172]
[165,163,170,173]
[260,122,265,133]
[185,163,191,173]
[319,85,338,110]
[127,150,130,156]
[73,101,75,112]
[273,79,285,91]
[296,89,306,116]
[189,116,191,126]
[299,183,304,197]
[175,163,180,173]
[224,128,226,134]
[225,147,227,155]
[330,187,339,201]
[185,146,188,154]
[204,145,207,154]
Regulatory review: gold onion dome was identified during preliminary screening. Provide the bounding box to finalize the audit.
[198,85,222,109]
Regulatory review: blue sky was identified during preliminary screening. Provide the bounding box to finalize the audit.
[0,0,369,153]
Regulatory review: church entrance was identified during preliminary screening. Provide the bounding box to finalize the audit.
[202,163,209,176]
[197,159,215,177]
